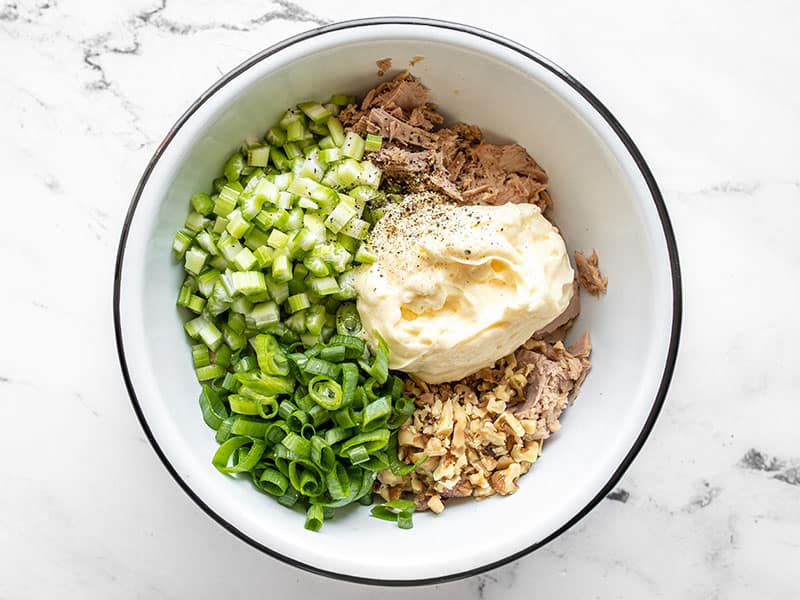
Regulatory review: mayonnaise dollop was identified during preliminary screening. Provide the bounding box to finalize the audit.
[354,194,574,383]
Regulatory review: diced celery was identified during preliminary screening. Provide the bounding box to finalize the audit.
[272,172,293,190]
[241,194,265,221]
[184,246,208,275]
[218,233,244,262]
[283,142,302,160]
[285,310,306,333]
[287,177,338,206]
[286,120,305,142]
[339,217,370,240]
[276,191,294,210]
[231,247,257,271]
[247,145,270,167]
[191,193,214,215]
[226,209,251,238]
[273,209,290,230]
[195,231,219,256]
[305,305,327,335]
[214,185,239,216]
[329,94,356,106]
[187,294,206,313]
[206,277,231,316]
[286,208,304,231]
[272,253,293,282]
[177,285,193,307]
[184,211,207,233]
[299,155,325,181]
[254,246,274,268]
[357,160,382,188]
[250,301,280,328]
[337,233,360,254]
[364,134,382,153]
[303,255,329,277]
[308,122,328,137]
[327,117,345,146]
[253,178,280,205]
[298,101,332,124]
[224,152,245,182]
[325,159,361,189]
[324,202,357,234]
[185,315,223,350]
[197,269,220,297]
[297,197,319,210]
[221,324,246,351]
[243,227,268,251]
[173,230,193,258]
[319,148,342,164]
[212,216,228,234]
[230,295,253,316]
[267,229,289,249]
[213,177,227,193]
[279,108,304,129]
[191,343,210,367]
[287,293,311,314]
[270,147,291,171]
[266,277,290,305]
[266,127,287,146]
[354,243,377,264]
[334,270,357,300]
[231,271,266,296]
[308,276,340,296]
[253,209,277,232]
[341,132,365,161]
[209,255,228,271]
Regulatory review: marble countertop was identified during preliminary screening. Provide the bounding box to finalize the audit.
[2,0,798,597]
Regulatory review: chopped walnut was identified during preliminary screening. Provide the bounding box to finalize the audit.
[427,494,444,514]
[388,333,591,512]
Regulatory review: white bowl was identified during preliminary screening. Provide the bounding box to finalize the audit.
[114,18,681,585]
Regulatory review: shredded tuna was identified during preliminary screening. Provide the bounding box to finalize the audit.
[367,107,438,148]
[341,71,552,210]
[375,57,392,77]
[354,72,603,511]
[574,250,608,296]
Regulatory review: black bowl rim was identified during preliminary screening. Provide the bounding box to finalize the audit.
[113,16,682,587]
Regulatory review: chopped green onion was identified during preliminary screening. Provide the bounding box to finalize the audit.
[336,303,362,336]
[258,468,289,496]
[304,503,324,532]
[199,385,229,430]
[308,376,343,411]
[362,396,391,432]
[212,436,266,474]
[253,333,290,376]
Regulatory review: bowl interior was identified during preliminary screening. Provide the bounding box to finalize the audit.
[117,22,676,582]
